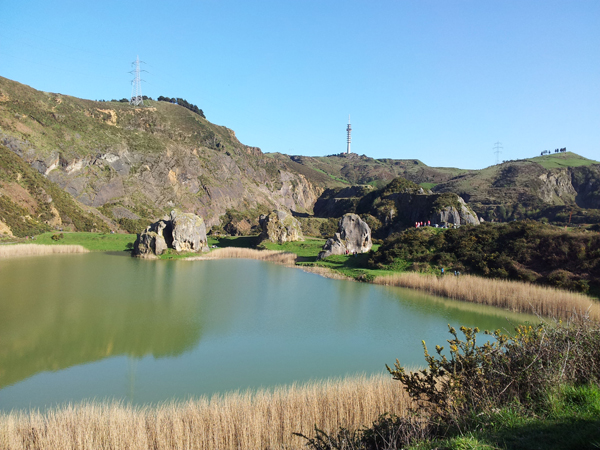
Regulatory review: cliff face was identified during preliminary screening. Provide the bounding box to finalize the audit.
[0,77,336,234]
[313,178,479,237]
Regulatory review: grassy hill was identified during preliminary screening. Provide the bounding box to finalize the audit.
[432,153,600,222]
[0,76,344,236]
[271,152,470,187]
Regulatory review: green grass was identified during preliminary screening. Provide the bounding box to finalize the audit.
[419,182,437,190]
[407,383,600,450]
[527,151,599,169]
[261,239,388,280]
[34,231,136,251]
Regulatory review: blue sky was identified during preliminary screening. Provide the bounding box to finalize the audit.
[1,1,598,169]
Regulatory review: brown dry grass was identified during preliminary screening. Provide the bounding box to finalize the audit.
[374,272,600,322]
[0,244,88,258]
[0,374,411,450]
[187,247,297,266]
[299,265,354,281]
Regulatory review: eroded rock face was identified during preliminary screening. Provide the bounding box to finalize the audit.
[435,197,480,226]
[318,213,372,259]
[133,209,208,258]
[259,210,304,244]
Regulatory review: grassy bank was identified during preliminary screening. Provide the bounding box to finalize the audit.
[0,374,410,450]
[31,231,136,251]
[374,272,600,322]
[0,243,88,258]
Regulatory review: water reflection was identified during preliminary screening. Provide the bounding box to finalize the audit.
[0,254,203,389]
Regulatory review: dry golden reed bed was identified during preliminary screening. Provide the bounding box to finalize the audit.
[187,247,297,265]
[0,244,88,259]
[374,272,600,322]
[0,374,410,450]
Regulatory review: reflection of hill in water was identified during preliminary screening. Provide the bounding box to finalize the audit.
[0,253,204,389]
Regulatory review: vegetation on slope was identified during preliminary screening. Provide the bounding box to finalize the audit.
[369,220,600,294]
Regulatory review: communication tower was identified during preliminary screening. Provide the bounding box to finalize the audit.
[129,56,146,106]
[493,141,503,165]
[346,116,352,154]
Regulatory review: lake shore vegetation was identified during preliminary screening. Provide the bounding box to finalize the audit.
[373,272,600,322]
[0,243,88,258]
[299,317,600,450]
[0,374,410,450]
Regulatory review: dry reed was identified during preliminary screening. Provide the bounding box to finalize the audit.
[0,374,411,450]
[299,265,354,281]
[374,272,600,322]
[187,247,297,266]
[0,244,88,259]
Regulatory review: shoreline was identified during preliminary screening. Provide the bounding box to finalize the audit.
[188,247,599,322]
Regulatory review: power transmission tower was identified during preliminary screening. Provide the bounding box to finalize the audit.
[346,115,352,154]
[493,141,503,165]
[129,56,147,106]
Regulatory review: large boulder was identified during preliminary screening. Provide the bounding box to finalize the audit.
[318,213,372,259]
[259,210,304,244]
[133,209,208,258]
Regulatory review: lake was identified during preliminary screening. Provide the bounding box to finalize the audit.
[0,252,536,411]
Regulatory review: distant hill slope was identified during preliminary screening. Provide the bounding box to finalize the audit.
[432,152,600,222]
[0,76,343,235]
[272,153,470,187]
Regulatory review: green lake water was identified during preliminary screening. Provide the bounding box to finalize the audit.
[0,252,537,411]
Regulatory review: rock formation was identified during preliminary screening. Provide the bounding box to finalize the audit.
[259,210,303,244]
[318,213,372,259]
[133,209,208,258]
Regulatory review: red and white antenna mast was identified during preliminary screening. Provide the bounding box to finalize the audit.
[346,115,352,154]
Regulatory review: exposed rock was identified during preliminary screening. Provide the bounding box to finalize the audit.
[259,210,304,244]
[0,219,13,236]
[318,213,372,259]
[133,209,208,258]
[224,218,252,236]
[171,209,208,252]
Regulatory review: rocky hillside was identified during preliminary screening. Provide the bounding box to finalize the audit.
[433,153,600,222]
[0,75,598,237]
[0,76,343,236]
[314,177,480,238]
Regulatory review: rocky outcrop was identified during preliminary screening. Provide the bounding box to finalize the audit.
[133,209,208,258]
[318,213,372,259]
[259,210,303,244]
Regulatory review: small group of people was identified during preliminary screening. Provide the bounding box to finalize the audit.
[440,267,461,277]
[415,220,431,228]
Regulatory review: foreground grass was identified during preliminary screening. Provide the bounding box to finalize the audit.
[0,374,410,450]
[408,384,600,450]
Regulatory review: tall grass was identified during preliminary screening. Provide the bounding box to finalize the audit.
[0,374,411,450]
[187,247,297,266]
[0,244,88,258]
[374,272,600,321]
